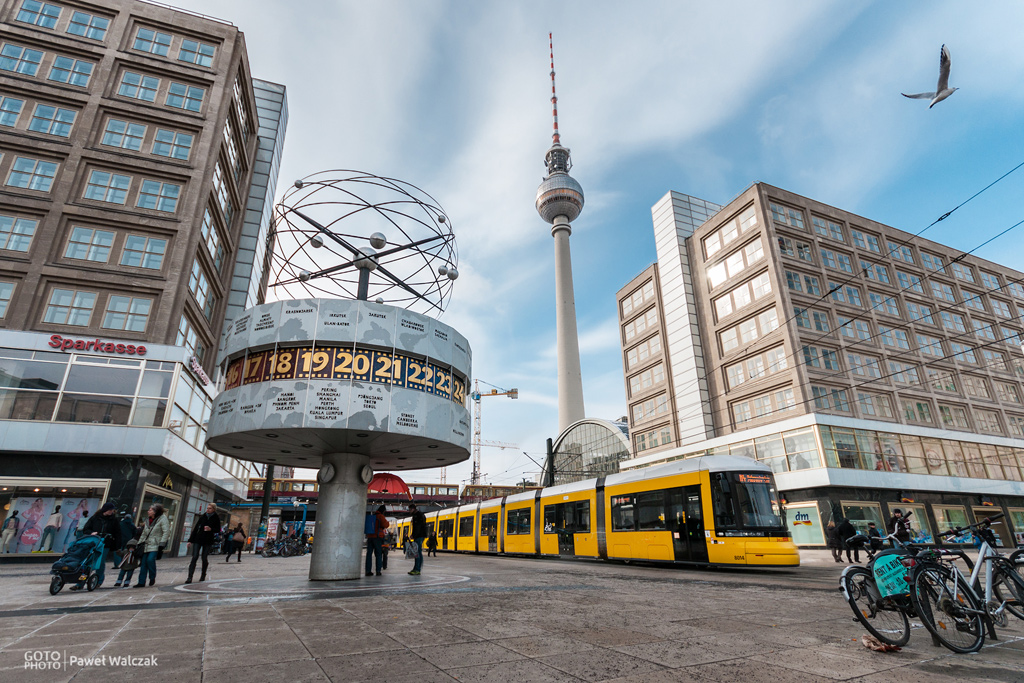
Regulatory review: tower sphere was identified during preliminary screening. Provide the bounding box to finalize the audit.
[536,173,584,224]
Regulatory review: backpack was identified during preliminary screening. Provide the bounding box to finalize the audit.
[364,513,377,536]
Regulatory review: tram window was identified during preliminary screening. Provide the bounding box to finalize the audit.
[438,519,454,538]
[638,491,666,530]
[480,513,498,537]
[543,501,591,533]
[573,501,590,533]
[507,508,531,534]
[458,516,474,537]
[711,473,737,529]
[427,522,435,535]
[611,495,636,531]
[543,505,556,533]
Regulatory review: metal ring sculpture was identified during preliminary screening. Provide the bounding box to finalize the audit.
[270,170,459,316]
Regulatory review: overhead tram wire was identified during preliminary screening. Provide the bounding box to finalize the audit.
[659,210,1024,433]
[765,158,1024,339]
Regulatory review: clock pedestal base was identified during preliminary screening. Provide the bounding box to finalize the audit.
[308,452,371,581]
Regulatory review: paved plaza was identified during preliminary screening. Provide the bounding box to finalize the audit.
[0,549,1021,682]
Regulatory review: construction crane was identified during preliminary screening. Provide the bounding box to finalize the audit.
[469,379,518,485]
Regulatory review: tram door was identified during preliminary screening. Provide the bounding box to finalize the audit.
[668,486,708,563]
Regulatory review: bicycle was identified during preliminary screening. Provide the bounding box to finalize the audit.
[909,513,1024,654]
[840,513,925,647]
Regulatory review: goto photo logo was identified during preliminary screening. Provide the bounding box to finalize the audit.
[24,650,64,671]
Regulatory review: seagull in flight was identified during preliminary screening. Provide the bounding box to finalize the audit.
[902,44,958,108]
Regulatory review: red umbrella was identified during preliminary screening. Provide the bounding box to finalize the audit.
[367,472,412,499]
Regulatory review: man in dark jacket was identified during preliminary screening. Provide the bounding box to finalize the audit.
[836,517,861,563]
[71,502,122,590]
[887,509,911,545]
[186,503,221,583]
[365,505,389,577]
[408,503,427,576]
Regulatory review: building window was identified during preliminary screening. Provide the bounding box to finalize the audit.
[901,399,933,424]
[886,241,915,264]
[888,361,920,385]
[939,405,971,430]
[224,122,242,179]
[0,214,37,251]
[921,252,944,272]
[879,325,910,350]
[803,345,840,371]
[973,409,1003,434]
[0,281,12,318]
[812,311,830,332]
[1008,415,1024,437]
[950,262,975,283]
[868,292,900,317]
[860,261,890,284]
[84,170,130,204]
[820,248,852,273]
[625,335,661,369]
[896,271,924,293]
[0,96,23,127]
[134,28,172,56]
[992,299,1012,318]
[27,103,75,136]
[906,302,934,325]
[137,180,180,212]
[770,202,804,229]
[120,234,166,269]
[931,282,955,302]
[43,288,95,325]
[916,333,943,357]
[189,259,214,319]
[926,368,957,393]
[7,157,57,192]
[847,353,881,378]
[858,392,894,418]
[940,311,967,333]
[47,56,92,87]
[962,375,991,399]
[995,381,1022,404]
[949,342,977,364]
[732,387,794,424]
[714,272,771,319]
[213,163,233,223]
[978,271,999,290]
[982,348,1008,372]
[812,386,850,412]
[118,72,159,102]
[973,319,996,341]
[166,82,204,112]
[1000,326,1021,346]
[102,295,151,332]
[624,307,658,342]
[178,39,215,67]
[837,316,871,341]
[963,291,985,312]
[16,1,61,28]
[812,216,844,241]
[631,394,670,422]
[708,238,764,288]
[200,208,225,272]
[720,308,778,353]
[621,280,655,317]
[627,364,665,396]
[64,226,114,262]
[827,282,862,306]
[102,119,146,151]
[0,44,43,76]
[176,314,204,361]
[726,346,787,389]
[777,236,813,262]
[67,11,108,40]
[851,229,881,253]
[152,129,193,160]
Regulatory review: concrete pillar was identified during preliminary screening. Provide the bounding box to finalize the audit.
[551,214,586,433]
[308,452,369,581]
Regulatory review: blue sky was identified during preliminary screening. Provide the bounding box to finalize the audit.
[176,1,1024,487]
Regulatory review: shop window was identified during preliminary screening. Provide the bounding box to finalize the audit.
[934,505,971,544]
[1009,508,1024,545]
[839,502,884,535]
[894,504,934,544]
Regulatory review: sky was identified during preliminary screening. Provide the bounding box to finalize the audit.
[174,0,1024,487]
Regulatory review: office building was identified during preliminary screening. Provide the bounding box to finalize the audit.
[0,0,286,556]
[618,183,1024,547]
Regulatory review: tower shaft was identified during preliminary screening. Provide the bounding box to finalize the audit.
[552,216,585,432]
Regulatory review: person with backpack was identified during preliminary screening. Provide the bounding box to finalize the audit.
[408,503,427,576]
[1,510,18,553]
[365,505,389,576]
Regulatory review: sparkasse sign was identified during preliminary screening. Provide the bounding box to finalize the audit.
[48,334,147,356]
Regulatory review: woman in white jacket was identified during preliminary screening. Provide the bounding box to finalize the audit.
[134,504,170,587]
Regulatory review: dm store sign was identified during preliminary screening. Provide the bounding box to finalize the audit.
[785,505,825,545]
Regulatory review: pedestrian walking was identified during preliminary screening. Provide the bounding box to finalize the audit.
[36,506,62,552]
[427,532,438,557]
[408,503,427,576]
[113,513,140,586]
[226,523,245,562]
[825,520,842,563]
[836,517,860,563]
[114,538,141,588]
[186,503,221,583]
[1,511,19,553]
[135,504,169,588]
[70,502,121,590]
[365,505,389,576]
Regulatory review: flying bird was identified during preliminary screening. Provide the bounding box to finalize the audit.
[902,44,958,108]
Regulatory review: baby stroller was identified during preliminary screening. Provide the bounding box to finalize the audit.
[49,534,106,595]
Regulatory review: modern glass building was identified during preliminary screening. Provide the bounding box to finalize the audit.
[617,184,1024,547]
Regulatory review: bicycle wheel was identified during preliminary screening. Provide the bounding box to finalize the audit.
[841,567,911,647]
[911,564,985,654]
[991,559,1024,621]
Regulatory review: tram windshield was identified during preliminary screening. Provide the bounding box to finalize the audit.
[710,471,785,534]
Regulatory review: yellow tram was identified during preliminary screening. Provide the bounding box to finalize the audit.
[393,455,799,567]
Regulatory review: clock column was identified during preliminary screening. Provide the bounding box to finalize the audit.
[308,452,372,580]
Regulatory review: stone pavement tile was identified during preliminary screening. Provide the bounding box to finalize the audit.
[207,605,278,622]
[907,658,1024,682]
[413,641,525,670]
[207,617,293,637]
[290,632,407,658]
[680,657,831,683]
[611,636,766,669]
[749,646,905,680]
[203,658,331,683]
[495,634,596,658]
[6,633,112,655]
[202,638,310,669]
[316,648,444,683]
[445,658,583,683]
[385,626,482,648]
[454,618,538,639]
[100,634,205,656]
[971,642,1024,669]
[557,627,661,648]
[0,662,79,683]
[537,648,668,682]
[30,615,133,636]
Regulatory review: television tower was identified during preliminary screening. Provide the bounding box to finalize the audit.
[535,33,586,433]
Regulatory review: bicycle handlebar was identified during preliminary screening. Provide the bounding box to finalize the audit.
[937,512,1004,539]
